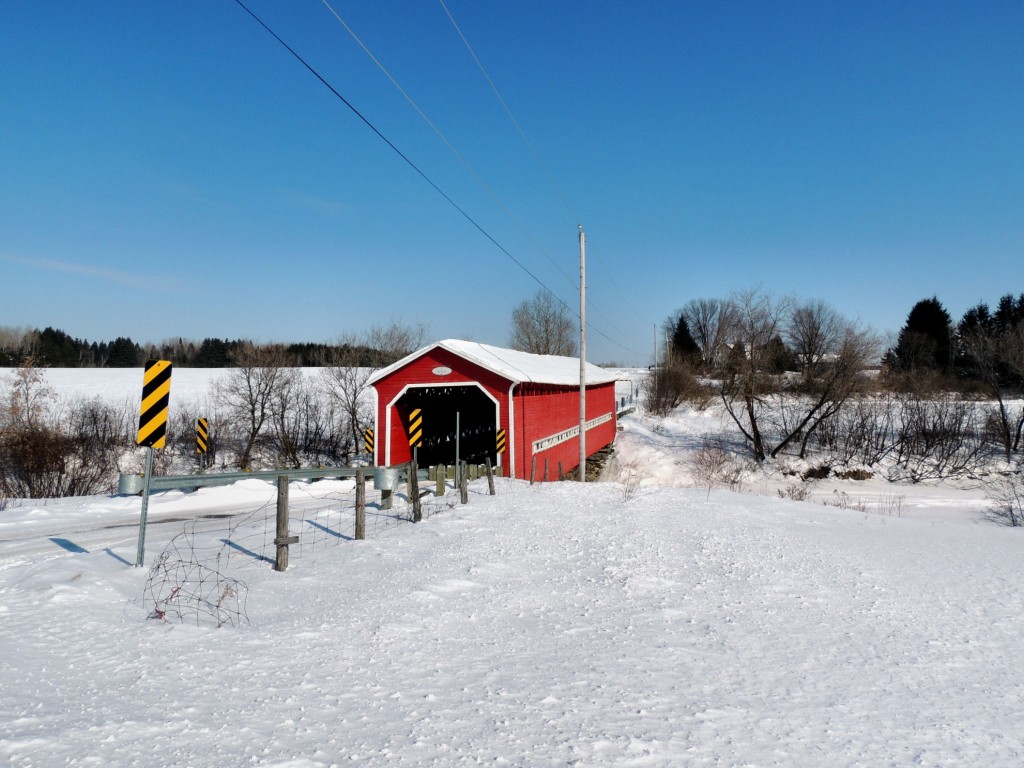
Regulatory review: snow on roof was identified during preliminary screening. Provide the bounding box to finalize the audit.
[369,339,620,387]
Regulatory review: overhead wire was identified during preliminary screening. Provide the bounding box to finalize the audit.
[323,0,639,356]
[232,0,641,358]
[438,0,645,358]
[318,1,650,357]
[319,0,578,294]
[438,0,579,227]
[230,0,574,318]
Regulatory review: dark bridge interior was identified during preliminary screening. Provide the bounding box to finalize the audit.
[397,386,498,467]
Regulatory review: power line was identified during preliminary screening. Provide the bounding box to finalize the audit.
[438,0,580,227]
[231,0,558,303]
[232,0,644,359]
[438,0,643,353]
[318,0,578,294]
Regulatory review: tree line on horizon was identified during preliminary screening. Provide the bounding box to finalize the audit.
[0,323,430,501]
[665,291,1024,386]
[0,327,413,369]
[652,289,1024,470]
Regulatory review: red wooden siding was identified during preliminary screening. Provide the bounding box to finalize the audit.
[372,347,510,467]
[513,381,616,480]
[370,342,617,481]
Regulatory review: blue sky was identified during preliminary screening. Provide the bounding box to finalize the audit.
[2,1,1021,365]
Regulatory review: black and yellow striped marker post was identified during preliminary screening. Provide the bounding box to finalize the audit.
[196,417,209,453]
[407,408,423,448]
[407,408,423,466]
[363,427,374,456]
[137,360,172,449]
[196,418,209,471]
[135,360,172,567]
[496,428,507,454]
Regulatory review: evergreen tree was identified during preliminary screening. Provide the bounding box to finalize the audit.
[195,338,231,367]
[36,327,80,367]
[670,315,701,362]
[106,337,139,367]
[994,293,1024,335]
[956,302,993,374]
[890,297,954,372]
[765,335,797,374]
[958,302,994,337]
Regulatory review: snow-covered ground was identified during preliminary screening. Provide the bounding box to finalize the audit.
[1,368,1022,766]
[609,404,999,524]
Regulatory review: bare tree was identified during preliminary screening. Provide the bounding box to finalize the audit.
[717,291,877,463]
[215,344,297,470]
[509,290,577,356]
[961,320,1024,462]
[788,299,845,388]
[773,322,880,459]
[320,338,372,459]
[1,362,131,497]
[718,289,791,461]
[268,366,304,468]
[321,322,428,459]
[366,321,427,365]
[0,357,55,430]
[682,298,734,371]
[987,466,1024,526]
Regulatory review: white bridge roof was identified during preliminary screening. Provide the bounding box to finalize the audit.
[369,339,620,387]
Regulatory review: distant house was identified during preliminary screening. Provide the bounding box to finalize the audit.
[367,339,619,480]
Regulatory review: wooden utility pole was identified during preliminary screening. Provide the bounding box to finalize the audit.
[579,225,587,482]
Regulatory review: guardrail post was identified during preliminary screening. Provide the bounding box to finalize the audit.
[485,457,495,496]
[435,463,446,496]
[410,461,422,522]
[274,476,298,572]
[355,468,366,540]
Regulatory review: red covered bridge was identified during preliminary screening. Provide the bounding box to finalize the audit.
[367,339,619,480]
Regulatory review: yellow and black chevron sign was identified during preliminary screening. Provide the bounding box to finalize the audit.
[364,427,374,455]
[407,408,423,448]
[196,418,209,454]
[137,360,172,449]
[496,428,507,454]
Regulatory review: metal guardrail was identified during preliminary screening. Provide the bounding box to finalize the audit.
[117,465,417,495]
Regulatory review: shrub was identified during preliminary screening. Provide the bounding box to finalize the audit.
[642,358,704,416]
[986,469,1024,527]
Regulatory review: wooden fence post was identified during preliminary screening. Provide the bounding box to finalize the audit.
[485,457,495,495]
[355,468,366,540]
[460,461,469,504]
[274,476,298,572]
[544,458,549,482]
[530,456,536,485]
[436,463,445,496]
[411,461,422,522]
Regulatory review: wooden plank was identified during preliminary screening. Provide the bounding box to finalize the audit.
[274,476,291,572]
[355,468,366,540]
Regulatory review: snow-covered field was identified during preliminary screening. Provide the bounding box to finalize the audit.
[1,368,1022,766]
